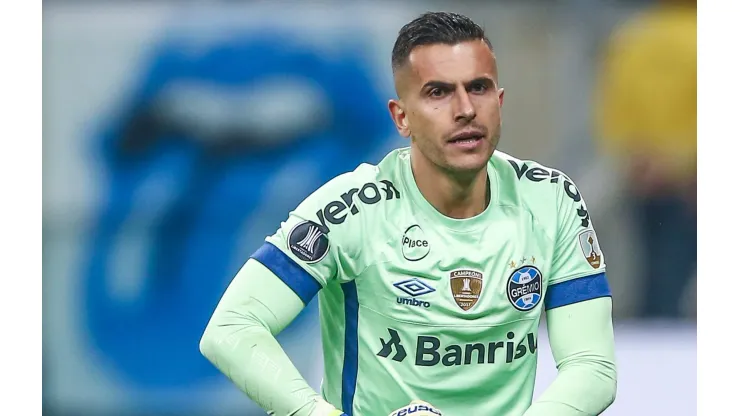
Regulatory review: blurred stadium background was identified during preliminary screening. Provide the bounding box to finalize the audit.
[42,0,696,415]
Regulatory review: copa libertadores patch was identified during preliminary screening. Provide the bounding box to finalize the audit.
[287,220,330,263]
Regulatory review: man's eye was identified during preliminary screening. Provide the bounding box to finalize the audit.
[470,83,488,94]
[429,88,445,97]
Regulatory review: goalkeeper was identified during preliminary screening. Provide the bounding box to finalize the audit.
[200,11,617,416]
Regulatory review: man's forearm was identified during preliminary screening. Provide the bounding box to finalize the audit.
[524,297,617,416]
[201,317,321,415]
[199,259,339,416]
[523,356,617,415]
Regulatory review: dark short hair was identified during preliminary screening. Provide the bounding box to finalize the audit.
[391,11,492,73]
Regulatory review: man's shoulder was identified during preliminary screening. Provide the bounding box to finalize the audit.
[294,148,406,231]
[491,150,573,190]
[309,148,405,204]
[318,148,404,191]
[490,151,583,219]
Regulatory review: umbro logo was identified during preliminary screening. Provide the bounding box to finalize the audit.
[393,278,435,297]
[393,278,434,308]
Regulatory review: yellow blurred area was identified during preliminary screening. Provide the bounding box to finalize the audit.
[595,2,696,179]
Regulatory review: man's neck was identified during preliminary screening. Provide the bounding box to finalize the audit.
[410,149,490,219]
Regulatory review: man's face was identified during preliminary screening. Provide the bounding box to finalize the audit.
[389,39,504,175]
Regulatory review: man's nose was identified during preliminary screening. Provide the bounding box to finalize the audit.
[453,89,476,123]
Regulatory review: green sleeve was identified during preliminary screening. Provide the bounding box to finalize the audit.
[199,259,343,416]
[523,297,617,416]
[200,167,387,415]
[549,172,607,285]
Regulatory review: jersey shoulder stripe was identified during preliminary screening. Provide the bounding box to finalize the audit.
[251,242,323,305]
[544,272,611,310]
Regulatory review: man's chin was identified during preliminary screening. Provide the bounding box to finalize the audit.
[444,153,491,175]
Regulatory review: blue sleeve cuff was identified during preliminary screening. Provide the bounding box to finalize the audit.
[545,272,611,310]
[251,242,323,305]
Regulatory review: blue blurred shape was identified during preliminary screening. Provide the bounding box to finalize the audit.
[83,30,392,389]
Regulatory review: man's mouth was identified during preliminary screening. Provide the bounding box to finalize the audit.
[447,130,486,145]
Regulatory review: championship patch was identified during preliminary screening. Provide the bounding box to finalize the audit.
[450,269,483,311]
[287,220,330,263]
[578,230,603,269]
[507,266,542,312]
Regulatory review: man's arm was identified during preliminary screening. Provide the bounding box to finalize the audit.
[524,294,617,416]
[199,257,344,416]
[523,168,617,415]
[200,169,372,415]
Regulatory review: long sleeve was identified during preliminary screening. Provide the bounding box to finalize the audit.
[523,297,617,416]
[199,259,342,416]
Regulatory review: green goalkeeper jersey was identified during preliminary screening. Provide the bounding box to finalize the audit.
[251,147,610,416]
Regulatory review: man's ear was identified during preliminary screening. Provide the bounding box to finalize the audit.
[388,99,410,138]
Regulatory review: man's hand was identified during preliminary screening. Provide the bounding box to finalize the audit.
[387,399,443,416]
